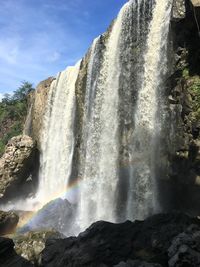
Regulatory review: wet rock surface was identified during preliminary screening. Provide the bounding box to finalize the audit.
[158,0,200,215]
[18,198,74,236]
[0,210,19,236]
[14,230,64,265]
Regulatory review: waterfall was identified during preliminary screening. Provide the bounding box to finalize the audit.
[77,2,126,228]
[127,0,173,220]
[16,0,173,231]
[76,0,150,229]
[36,61,81,205]
[76,0,173,229]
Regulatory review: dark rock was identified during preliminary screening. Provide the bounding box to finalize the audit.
[115,260,162,267]
[162,0,200,216]
[41,213,200,267]
[168,224,200,266]
[18,198,74,235]
[0,210,19,236]
[0,237,34,267]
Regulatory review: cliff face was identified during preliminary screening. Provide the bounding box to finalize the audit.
[0,135,39,202]
[161,0,200,214]
[24,77,55,148]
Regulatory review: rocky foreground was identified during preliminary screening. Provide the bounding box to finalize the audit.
[0,212,200,267]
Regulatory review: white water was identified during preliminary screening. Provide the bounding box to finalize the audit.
[36,61,81,205]
[77,2,134,230]
[127,0,173,220]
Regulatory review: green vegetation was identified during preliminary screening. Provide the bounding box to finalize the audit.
[182,68,200,123]
[182,68,189,79]
[0,81,34,156]
[189,76,200,122]
[189,77,200,103]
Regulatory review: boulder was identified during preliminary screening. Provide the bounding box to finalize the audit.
[0,211,19,236]
[14,230,64,265]
[41,213,200,267]
[18,198,74,236]
[0,213,199,267]
[0,135,39,201]
[0,237,34,267]
[168,225,200,266]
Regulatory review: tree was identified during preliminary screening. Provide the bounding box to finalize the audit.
[2,93,12,104]
[12,81,34,101]
[0,81,35,156]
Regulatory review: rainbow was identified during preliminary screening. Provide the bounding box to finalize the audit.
[17,177,82,231]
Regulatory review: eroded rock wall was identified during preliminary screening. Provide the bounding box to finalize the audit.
[0,135,39,202]
[25,77,55,148]
[162,0,200,214]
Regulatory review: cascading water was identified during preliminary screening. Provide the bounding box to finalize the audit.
[127,0,173,220]
[8,0,174,232]
[76,0,173,229]
[36,61,81,205]
[77,2,133,230]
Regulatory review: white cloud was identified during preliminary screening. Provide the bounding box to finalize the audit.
[0,38,20,65]
[47,51,61,63]
[0,93,3,101]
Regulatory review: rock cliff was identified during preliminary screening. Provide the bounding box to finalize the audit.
[161,0,200,214]
[24,77,55,148]
[0,135,39,202]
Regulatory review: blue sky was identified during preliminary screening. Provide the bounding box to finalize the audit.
[0,0,127,97]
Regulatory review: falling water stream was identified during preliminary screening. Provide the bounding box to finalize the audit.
[37,0,172,229]
[127,0,173,220]
[3,0,173,232]
[36,61,81,204]
[77,2,132,230]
